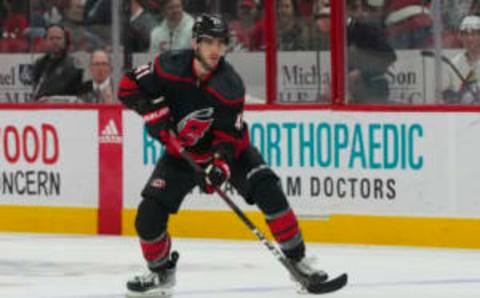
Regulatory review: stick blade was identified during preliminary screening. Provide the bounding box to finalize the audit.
[306,273,348,294]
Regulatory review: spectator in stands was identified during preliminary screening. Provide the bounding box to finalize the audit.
[42,0,67,25]
[126,0,157,52]
[298,0,316,17]
[183,0,211,15]
[276,0,309,50]
[383,0,433,49]
[79,49,115,103]
[149,0,194,56]
[250,0,309,51]
[32,24,83,102]
[308,0,331,51]
[229,0,260,51]
[0,1,29,52]
[84,0,112,25]
[61,0,106,51]
[442,15,480,104]
[83,0,112,47]
[346,0,397,104]
[441,0,474,31]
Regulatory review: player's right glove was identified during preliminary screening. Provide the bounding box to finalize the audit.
[143,110,184,157]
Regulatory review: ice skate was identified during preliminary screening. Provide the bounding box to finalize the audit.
[126,251,179,298]
[290,257,328,294]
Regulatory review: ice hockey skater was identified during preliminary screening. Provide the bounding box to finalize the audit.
[118,14,346,297]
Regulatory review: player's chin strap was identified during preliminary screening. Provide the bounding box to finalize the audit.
[177,147,348,295]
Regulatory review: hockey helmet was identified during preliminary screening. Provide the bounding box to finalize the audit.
[192,14,230,44]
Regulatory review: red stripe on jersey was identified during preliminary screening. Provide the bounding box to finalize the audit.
[140,234,171,261]
[266,209,300,242]
[212,129,250,157]
[154,57,195,83]
[117,89,140,97]
[118,74,139,90]
[205,86,244,106]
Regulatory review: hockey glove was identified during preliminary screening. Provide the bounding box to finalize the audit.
[203,158,231,193]
[158,130,184,157]
[143,110,184,157]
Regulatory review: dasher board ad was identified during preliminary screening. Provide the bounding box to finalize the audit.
[122,110,480,218]
[0,110,98,207]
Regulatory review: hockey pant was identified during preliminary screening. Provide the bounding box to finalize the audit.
[135,145,306,270]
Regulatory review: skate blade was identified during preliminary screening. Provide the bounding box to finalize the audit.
[126,288,173,298]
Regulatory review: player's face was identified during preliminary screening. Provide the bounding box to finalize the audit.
[194,36,228,70]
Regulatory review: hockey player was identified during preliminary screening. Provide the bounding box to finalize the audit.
[118,14,327,297]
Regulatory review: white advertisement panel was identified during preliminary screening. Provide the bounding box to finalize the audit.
[122,110,480,218]
[0,54,36,103]
[0,110,98,207]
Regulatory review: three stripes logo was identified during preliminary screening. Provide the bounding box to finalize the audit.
[100,119,122,144]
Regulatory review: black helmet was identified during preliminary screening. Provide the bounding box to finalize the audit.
[192,14,230,44]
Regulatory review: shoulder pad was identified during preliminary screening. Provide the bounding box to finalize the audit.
[208,61,245,105]
[155,50,194,81]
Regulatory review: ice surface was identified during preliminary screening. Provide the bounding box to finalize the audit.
[1,233,480,298]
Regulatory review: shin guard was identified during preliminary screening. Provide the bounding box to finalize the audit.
[140,232,172,271]
[266,208,305,261]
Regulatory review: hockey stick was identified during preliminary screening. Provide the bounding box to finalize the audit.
[420,50,478,100]
[179,150,348,294]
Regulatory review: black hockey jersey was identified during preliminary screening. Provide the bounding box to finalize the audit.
[118,49,249,163]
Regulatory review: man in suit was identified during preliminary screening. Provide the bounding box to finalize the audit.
[79,49,115,103]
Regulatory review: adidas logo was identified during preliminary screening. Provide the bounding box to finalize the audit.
[99,119,122,144]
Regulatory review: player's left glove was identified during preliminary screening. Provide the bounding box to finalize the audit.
[203,158,230,193]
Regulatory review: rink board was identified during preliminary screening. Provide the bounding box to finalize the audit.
[122,109,480,248]
[2,107,480,248]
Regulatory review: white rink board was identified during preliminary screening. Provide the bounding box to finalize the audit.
[122,110,480,218]
[0,110,99,207]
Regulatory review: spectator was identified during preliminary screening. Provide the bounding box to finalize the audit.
[83,0,112,47]
[126,0,157,52]
[42,0,66,25]
[32,24,83,102]
[442,15,480,104]
[308,0,331,51]
[84,0,112,25]
[346,0,397,104]
[250,0,309,51]
[149,0,194,56]
[79,49,115,103]
[298,0,316,17]
[0,1,29,52]
[228,0,259,51]
[441,0,474,31]
[183,0,211,15]
[383,0,433,49]
[277,0,309,50]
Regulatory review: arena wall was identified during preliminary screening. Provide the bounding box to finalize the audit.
[1,105,480,249]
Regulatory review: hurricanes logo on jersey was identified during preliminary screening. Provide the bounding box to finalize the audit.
[177,108,214,146]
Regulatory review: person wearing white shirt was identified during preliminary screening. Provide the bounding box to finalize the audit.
[149,0,194,57]
[442,15,480,104]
